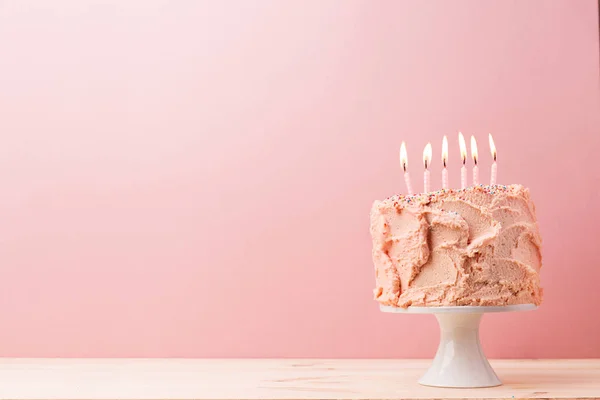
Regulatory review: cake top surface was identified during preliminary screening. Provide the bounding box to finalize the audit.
[380,184,523,207]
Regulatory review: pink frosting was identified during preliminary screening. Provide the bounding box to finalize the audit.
[370,184,543,308]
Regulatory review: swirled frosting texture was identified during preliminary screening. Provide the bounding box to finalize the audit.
[370,184,542,308]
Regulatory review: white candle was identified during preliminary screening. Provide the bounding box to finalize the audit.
[489,133,497,185]
[400,142,414,194]
[471,135,479,186]
[423,143,432,193]
[441,135,448,189]
[404,172,414,194]
[458,132,467,189]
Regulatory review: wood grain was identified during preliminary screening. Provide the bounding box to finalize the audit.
[0,359,596,400]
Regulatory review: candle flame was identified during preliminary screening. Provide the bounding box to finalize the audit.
[471,135,478,165]
[458,132,467,164]
[423,142,432,170]
[488,133,496,161]
[400,142,408,172]
[442,136,448,168]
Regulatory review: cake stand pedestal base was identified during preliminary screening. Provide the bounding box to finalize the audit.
[380,304,536,388]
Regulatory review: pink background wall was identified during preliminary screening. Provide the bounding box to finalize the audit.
[0,1,599,358]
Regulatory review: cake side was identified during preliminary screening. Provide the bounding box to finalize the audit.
[370,184,543,308]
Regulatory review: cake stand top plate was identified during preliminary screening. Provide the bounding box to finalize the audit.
[379,303,537,314]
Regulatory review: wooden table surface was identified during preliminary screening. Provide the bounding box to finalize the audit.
[0,359,597,400]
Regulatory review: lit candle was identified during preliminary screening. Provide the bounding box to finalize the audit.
[458,132,467,189]
[423,142,432,193]
[400,142,414,194]
[489,133,497,185]
[471,135,479,186]
[441,135,448,189]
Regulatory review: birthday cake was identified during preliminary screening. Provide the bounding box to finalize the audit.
[370,184,543,308]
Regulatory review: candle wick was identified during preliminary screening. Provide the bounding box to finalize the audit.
[493,154,497,162]
[424,160,428,170]
[443,159,446,168]
[403,163,407,172]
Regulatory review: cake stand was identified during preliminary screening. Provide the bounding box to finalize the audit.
[380,304,537,388]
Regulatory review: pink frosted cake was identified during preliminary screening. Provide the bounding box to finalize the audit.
[370,184,542,308]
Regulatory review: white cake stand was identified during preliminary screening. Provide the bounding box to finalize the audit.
[380,303,537,388]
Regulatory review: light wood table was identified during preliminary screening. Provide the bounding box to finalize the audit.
[0,359,597,399]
